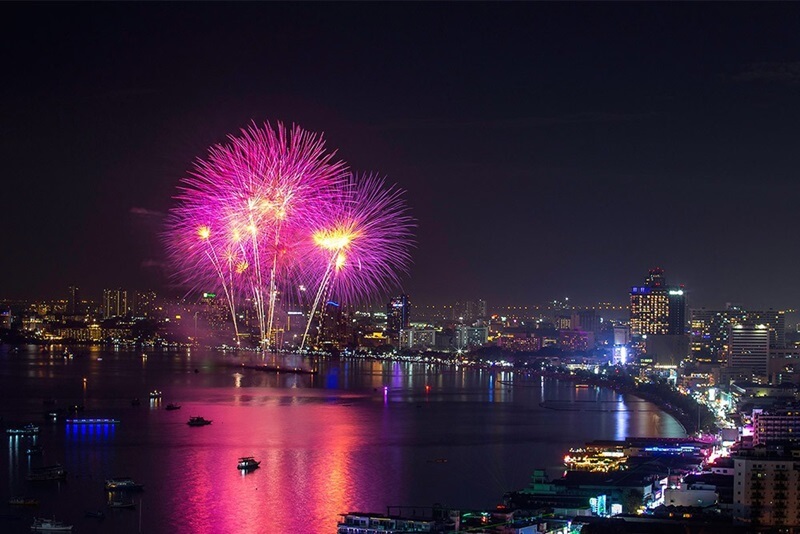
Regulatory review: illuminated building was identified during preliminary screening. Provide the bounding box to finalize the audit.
[690,308,735,363]
[571,309,600,334]
[613,325,630,345]
[102,288,128,319]
[454,324,488,350]
[728,324,770,378]
[558,329,593,352]
[752,408,800,446]
[386,294,410,337]
[733,446,800,528]
[132,290,157,318]
[691,307,786,362]
[67,285,80,315]
[399,327,436,350]
[629,268,685,336]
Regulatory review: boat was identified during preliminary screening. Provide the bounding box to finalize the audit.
[131,398,141,407]
[7,424,39,436]
[187,416,212,426]
[149,390,162,399]
[165,403,181,411]
[8,497,38,506]
[27,464,67,482]
[30,517,72,532]
[26,445,43,455]
[104,477,144,491]
[237,456,261,471]
[85,510,105,518]
[107,500,135,509]
[65,418,120,425]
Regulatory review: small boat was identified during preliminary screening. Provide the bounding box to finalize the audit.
[30,517,72,532]
[131,398,141,407]
[26,445,43,455]
[104,477,144,491]
[187,416,212,426]
[68,404,84,413]
[107,500,135,509]
[149,390,162,399]
[27,464,67,482]
[7,424,39,436]
[85,510,105,519]
[427,458,448,463]
[165,403,181,411]
[8,497,38,506]
[237,456,261,471]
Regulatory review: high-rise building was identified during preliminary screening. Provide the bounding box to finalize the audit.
[387,294,410,337]
[103,288,128,319]
[133,290,157,318]
[629,268,685,336]
[454,324,488,350]
[747,310,786,349]
[571,309,600,334]
[728,324,770,377]
[68,285,80,315]
[691,307,786,362]
[733,447,800,528]
[690,308,736,363]
[753,408,800,446]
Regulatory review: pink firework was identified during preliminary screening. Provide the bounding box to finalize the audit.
[306,173,415,307]
[165,122,348,342]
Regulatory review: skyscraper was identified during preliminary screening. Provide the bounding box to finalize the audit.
[728,323,770,377]
[629,268,686,336]
[103,288,128,319]
[67,285,80,315]
[387,294,410,337]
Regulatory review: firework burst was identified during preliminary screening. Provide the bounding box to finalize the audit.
[166,122,414,349]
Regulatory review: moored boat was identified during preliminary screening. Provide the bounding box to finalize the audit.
[237,456,261,471]
[104,477,144,491]
[65,418,120,425]
[187,416,212,426]
[149,390,162,399]
[7,424,39,436]
[165,403,181,411]
[30,517,72,532]
[27,464,67,482]
[27,445,43,455]
[107,500,135,509]
[85,510,105,519]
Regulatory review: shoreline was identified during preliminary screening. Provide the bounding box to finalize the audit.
[514,369,693,436]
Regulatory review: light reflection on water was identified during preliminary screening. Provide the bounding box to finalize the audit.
[0,346,684,533]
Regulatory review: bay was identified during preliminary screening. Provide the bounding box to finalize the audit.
[0,346,684,533]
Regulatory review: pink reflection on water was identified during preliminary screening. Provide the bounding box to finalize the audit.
[164,392,372,533]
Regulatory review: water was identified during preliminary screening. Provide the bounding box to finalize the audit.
[0,346,684,533]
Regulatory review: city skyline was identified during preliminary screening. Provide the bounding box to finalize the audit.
[4,4,800,309]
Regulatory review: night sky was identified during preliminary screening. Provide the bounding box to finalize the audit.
[4,3,800,309]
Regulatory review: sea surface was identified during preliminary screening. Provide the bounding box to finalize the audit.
[0,345,684,533]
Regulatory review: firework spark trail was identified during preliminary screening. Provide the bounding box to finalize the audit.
[166,123,413,350]
[201,230,240,342]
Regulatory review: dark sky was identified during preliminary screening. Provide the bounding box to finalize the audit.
[3,3,800,309]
